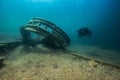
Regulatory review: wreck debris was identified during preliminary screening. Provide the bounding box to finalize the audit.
[20,18,70,49]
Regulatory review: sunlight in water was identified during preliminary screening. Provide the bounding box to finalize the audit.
[31,0,54,3]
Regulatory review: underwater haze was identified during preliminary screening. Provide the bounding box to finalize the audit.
[0,0,120,50]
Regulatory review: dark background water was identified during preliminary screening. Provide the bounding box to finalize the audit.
[0,0,120,50]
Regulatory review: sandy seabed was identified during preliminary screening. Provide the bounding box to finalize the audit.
[0,45,120,80]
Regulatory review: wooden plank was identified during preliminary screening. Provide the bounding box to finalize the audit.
[66,50,120,69]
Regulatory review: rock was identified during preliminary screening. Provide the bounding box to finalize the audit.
[52,63,59,69]
[35,64,45,68]
[88,60,98,67]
